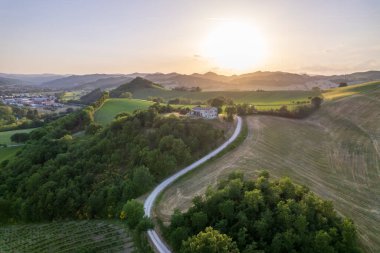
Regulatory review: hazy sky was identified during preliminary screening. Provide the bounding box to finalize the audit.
[1,0,380,75]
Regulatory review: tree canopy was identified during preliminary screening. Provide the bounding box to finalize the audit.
[168,172,361,253]
[0,107,224,223]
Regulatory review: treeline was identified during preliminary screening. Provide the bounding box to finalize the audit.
[166,172,361,253]
[172,86,202,92]
[206,96,324,119]
[0,103,77,131]
[0,107,224,223]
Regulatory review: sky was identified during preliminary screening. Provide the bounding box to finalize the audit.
[1,0,380,75]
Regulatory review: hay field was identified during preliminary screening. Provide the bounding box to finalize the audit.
[156,83,380,252]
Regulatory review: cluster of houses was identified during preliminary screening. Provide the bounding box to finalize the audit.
[0,95,63,108]
[189,106,218,119]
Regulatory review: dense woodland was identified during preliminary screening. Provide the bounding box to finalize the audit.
[0,102,224,223]
[167,172,361,253]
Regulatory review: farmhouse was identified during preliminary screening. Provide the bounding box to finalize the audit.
[190,106,218,119]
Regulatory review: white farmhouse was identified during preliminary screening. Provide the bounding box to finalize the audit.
[190,107,218,119]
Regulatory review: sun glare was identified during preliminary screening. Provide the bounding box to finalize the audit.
[201,21,266,73]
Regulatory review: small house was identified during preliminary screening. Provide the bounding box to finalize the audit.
[190,107,218,119]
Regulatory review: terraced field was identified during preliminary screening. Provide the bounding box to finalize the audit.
[94,98,153,125]
[156,82,380,252]
[0,220,134,253]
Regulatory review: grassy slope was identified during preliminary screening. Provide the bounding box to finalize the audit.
[94,98,153,125]
[156,82,380,252]
[132,88,319,104]
[0,146,21,163]
[0,128,36,145]
[0,220,134,253]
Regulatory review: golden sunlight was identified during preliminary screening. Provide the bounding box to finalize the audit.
[201,21,266,72]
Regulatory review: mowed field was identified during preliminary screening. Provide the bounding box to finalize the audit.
[94,98,153,125]
[131,88,319,104]
[0,220,134,253]
[0,128,36,145]
[156,82,380,252]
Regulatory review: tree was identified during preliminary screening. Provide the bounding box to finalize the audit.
[225,106,237,121]
[168,172,362,253]
[191,211,208,231]
[10,132,30,143]
[181,227,239,253]
[121,199,145,229]
[132,166,154,195]
[339,82,348,87]
[311,97,323,109]
[120,92,133,98]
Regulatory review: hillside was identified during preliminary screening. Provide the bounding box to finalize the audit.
[0,73,65,85]
[76,76,133,90]
[79,88,104,104]
[0,76,27,86]
[41,74,124,90]
[109,77,165,98]
[156,81,380,252]
[0,108,225,223]
[4,70,379,92]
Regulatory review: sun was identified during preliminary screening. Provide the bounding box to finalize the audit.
[201,21,266,73]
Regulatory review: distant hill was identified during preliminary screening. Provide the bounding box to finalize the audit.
[40,74,124,90]
[0,76,26,86]
[143,70,380,91]
[79,88,104,104]
[1,70,379,92]
[110,77,164,98]
[0,73,65,85]
[75,76,133,90]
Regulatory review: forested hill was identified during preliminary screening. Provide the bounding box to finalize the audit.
[110,77,164,98]
[0,104,224,223]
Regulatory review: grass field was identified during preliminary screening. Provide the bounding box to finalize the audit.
[156,83,380,252]
[0,146,21,163]
[94,98,154,125]
[0,128,36,145]
[323,80,380,100]
[131,88,319,104]
[0,220,134,253]
[61,91,86,101]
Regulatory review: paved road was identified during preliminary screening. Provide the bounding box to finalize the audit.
[144,116,243,253]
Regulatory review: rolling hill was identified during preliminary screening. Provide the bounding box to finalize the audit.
[3,70,379,92]
[109,77,165,98]
[156,81,380,252]
[40,74,126,90]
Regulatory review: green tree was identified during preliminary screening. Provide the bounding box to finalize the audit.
[121,199,145,229]
[181,227,239,253]
[120,92,133,98]
[225,105,237,121]
[311,96,323,108]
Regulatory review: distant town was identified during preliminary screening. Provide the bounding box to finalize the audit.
[0,94,64,109]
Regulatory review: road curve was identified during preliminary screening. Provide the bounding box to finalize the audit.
[144,116,243,253]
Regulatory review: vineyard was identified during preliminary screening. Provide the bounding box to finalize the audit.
[0,220,134,253]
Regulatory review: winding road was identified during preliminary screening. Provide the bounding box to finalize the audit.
[144,116,243,253]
